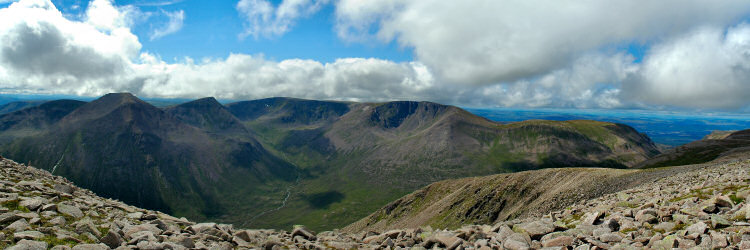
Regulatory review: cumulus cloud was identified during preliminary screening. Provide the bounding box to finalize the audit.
[334,0,750,85]
[1,0,750,111]
[623,24,750,109]
[150,9,184,40]
[236,0,328,39]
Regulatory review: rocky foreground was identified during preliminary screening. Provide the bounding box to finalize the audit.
[0,157,748,249]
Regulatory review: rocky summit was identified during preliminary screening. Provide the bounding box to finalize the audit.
[0,154,748,249]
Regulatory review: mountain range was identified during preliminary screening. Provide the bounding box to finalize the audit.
[0,93,662,231]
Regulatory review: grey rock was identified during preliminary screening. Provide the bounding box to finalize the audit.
[292,225,317,241]
[57,203,83,218]
[504,238,530,250]
[54,184,74,194]
[19,198,43,211]
[13,230,44,240]
[598,233,623,243]
[635,209,658,223]
[71,244,109,250]
[5,218,30,232]
[49,216,66,226]
[75,220,101,238]
[515,220,554,240]
[582,211,604,225]
[541,234,575,247]
[710,231,728,249]
[7,239,47,250]
[686,221,707,235]
[123,223,163,239]
[712,195,734,208]
[0,212,21,224]
[100,229,124,248]
[710,214,731,229]
[653,222,675,232]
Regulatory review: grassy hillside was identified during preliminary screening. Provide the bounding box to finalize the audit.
[227,98,660,231]
[344,159,715,233]
[637,129,750,168]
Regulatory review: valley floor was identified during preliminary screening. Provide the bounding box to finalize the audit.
[0,156,748,249]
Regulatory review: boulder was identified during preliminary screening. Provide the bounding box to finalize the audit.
[13,231,44,240]
[19,198,43,211]
[686,221,707,235]
[292,226,316,241]
[100,229,124,248]
[71,244,109,250]
[7,239,47,250]
[56,204,83,218]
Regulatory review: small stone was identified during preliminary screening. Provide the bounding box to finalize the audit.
[603,218,619,232]
[635,209,658,223]
[56,204,83,218]
[710,231,728,249]
[123,224,163,240]
[582,211,604,225]
[503,238,530,250]
[653,222,675,232]
[0,212,21,224]
[712,195,734,208]
[292,225,316,241]
[702,204,718,213]
[686,221,707,235]
[49,216,66,226]
[7,239,47,250]
[19,198,43,211]
[541,235,575,247]
[169,235,194,248]
[5,218,30,232]
[71,244,109,250]
[13,230,44,240]
[711,215,731,229]
[53,184,74,194]
[660,235,679,248]
[599,233,623,243]
[75,221,101,238]
[514,220,554,240]
[100,229,123,248]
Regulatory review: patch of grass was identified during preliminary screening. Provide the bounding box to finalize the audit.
[1,200,30,213]
[616,201,639,208]
[729,194,745,205]
[620,228,637,233]
[668,189,710,203]
[39,235,78,247]
[97,226,109,236]
[673,223,686,231]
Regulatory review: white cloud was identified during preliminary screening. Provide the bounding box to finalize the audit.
[1,0,750,111]
[334,0,750,85]
[86,0,139,31]
[623,24,750,109]
[150,9,184,40]
[236,0,328,39]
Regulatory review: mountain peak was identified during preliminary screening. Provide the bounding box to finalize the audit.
[167,97,245,133]
[59,93,156,125]
[175,97,222,109]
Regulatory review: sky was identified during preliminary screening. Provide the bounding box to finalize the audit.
[1,0,750,112]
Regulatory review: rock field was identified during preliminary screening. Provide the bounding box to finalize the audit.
[0,156,748,249]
